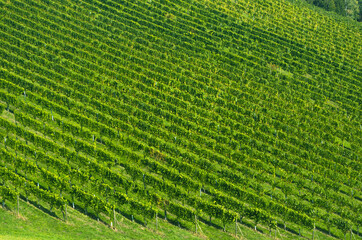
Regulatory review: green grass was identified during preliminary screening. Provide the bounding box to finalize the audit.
[0,199,199,240]
[0,199,345,240]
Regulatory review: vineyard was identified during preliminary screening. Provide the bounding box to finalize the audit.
[0,0,361,239]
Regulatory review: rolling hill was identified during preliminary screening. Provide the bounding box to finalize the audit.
[0,0,361,239]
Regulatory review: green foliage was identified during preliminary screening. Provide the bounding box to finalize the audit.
[0,0,360,239]
[305,0,361,19]
[333,218,352,236]
[0,186,17,203]
[0,103,5,114]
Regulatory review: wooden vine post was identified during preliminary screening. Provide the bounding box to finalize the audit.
[195,214,197,234]
[156,211,158,231]
[113,206,116,229]
[235,218,237,237]
[17,194,19,217]
[63,204,68,222]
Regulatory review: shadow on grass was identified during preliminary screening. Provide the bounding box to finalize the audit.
[316,225,340,239]
[198,215,268,235]
[66,200,109,226]
[18,194,191,232]
[19,195,59,220]
[166,217,189,231]
[115,208,145,226]
[0,202,12,211]
[20,195,112,227]
[276,222,299,236]
[14,194,340,240]
[119,209,191,231]
[198,215,232,232]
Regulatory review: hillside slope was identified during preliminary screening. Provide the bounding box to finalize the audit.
[0,0,361,239]
[0,198,201,240]
[2,197,312,240]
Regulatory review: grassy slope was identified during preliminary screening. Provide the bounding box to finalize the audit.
[0,198,200,240]
[0,199,340,240]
